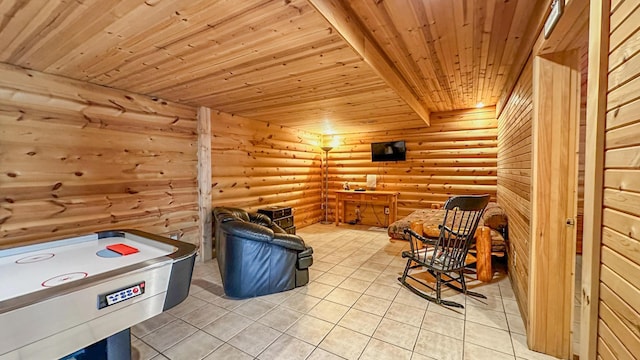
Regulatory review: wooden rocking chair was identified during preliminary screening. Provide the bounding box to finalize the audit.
[398,195,490,308]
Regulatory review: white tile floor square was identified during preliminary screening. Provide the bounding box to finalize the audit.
[131,224,562,359]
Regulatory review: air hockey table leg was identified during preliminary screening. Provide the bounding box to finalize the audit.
[60,328,130,360]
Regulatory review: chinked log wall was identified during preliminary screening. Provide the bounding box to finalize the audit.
[326,107,498,224]
[497,56,533,326]
[0,63,200,247]
[210,111,323,228]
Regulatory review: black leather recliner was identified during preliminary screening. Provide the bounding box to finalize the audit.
[213,207,313,299]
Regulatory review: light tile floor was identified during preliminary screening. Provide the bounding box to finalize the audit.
[131,224,561,360]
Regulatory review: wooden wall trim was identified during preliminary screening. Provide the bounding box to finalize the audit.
[197,106,212,261]
[581,0,609,358]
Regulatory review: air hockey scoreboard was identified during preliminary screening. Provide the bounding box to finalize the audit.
[0,230,197,359]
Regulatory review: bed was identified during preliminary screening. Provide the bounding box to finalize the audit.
[387,202,508,255]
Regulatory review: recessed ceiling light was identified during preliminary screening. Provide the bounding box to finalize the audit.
[476,102,484,108]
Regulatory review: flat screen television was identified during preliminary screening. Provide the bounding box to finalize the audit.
[371,140,406,162]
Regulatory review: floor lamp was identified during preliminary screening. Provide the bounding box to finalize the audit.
[320,145,333,224]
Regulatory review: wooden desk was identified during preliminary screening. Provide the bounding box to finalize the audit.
[335,190,398,226]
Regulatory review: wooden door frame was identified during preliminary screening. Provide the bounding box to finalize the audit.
[529,49,581,359]
[580,0,609,359]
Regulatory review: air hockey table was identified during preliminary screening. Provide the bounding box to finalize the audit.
[0,229,197,360]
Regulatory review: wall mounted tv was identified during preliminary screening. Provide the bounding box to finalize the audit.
[371,140,406,162]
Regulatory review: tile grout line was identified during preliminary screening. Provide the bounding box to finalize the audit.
[142,225,523,360]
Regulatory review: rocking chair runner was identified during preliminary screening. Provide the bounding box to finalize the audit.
[398,194,490,308]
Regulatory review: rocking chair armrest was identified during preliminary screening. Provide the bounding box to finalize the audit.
[403,228,437,245]
[440,225,467,239]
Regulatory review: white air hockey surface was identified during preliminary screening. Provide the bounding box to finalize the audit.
[0,230,195,360]
[0,233,175,302]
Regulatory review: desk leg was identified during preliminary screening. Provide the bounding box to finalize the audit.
[335,197,339,225]
[390,198,397,224]
[394,199,398,222]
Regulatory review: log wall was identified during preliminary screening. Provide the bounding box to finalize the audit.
[326,107,498,226]
[0,63,200,247]
[497,57,533,326]
[210,111,323,228]
[597,2,640,358]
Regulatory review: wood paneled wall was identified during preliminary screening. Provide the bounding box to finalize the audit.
[0,63,200,247]
[597,2,640,358]
[210,111,323,228]
[497,57,533,326]
[326,107,497,226]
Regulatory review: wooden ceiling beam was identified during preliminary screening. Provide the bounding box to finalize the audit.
[307,0,431,127]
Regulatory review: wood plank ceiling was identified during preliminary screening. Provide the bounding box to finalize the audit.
[0,0,546,134]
